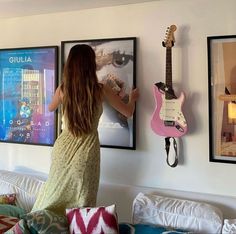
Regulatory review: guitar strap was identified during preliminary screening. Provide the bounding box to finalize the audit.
[165,137,178,167]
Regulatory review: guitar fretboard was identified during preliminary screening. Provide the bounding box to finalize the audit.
[166,47,172,88]
[165,47,175,99]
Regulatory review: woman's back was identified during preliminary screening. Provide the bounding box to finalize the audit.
[61,101,103,134]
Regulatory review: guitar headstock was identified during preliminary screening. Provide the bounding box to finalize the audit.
[162,25,177,48]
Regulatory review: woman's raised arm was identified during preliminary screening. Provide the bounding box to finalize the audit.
[102,83,139,118]
[48,86,63,112]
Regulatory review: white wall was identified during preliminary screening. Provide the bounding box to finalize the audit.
[0,0,236,197]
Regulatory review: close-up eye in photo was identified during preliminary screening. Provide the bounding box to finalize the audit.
[112,51,133,68]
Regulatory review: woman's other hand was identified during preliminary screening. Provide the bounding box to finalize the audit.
[129,88,139,103]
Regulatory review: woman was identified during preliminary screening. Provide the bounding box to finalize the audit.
[32,44,139,215]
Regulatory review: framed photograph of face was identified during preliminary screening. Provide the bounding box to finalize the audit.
[0,46,58,146]
[208,35,236,164]
[61,37,136,149]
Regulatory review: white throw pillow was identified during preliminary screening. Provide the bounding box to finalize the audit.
[0,170,45,212]
[222,219,236,234]
[132,193,223,234]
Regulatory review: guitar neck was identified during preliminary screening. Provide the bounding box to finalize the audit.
[165,47,172,88]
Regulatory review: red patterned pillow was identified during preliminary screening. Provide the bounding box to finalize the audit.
[66,204,119,234]
[0,215,19,233]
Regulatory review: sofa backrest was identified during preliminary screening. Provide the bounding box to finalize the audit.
[0,170,45,212]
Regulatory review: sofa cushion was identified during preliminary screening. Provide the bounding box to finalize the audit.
[0,204,26,218]
[132,193,223,234]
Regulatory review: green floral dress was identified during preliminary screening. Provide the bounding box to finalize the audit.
[32,104,103,215]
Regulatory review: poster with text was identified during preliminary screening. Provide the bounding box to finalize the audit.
[0,46,58,146]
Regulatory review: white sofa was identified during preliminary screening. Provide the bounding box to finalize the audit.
[1,170,236,233]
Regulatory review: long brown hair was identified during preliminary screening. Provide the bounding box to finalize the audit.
[61,44,102,136]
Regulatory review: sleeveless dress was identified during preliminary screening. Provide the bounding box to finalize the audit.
[32,103,103,215]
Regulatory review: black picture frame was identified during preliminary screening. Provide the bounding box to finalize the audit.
[61,37,136,149]
[0,46,58,146]
[208,35,236,164]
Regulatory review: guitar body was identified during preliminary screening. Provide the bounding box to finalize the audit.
[151,85,187,137]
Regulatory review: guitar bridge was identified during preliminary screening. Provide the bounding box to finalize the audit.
[164,121,175,126]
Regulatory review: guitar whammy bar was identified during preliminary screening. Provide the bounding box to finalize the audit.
[151,25,187,167]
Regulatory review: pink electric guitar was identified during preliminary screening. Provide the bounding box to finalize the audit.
[151,25,187,137]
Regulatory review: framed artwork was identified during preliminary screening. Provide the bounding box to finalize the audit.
[61,37,136,149]
[0,46,58,146]
[208,35,236,164]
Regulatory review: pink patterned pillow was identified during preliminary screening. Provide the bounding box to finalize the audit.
[66,204,119,234]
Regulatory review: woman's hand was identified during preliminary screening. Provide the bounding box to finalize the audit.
[103,84,139,118]
[129,88,139,103]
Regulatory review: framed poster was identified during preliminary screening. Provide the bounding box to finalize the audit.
[61,37,136,149]
[208,35,236,164]
[0,46,58,146]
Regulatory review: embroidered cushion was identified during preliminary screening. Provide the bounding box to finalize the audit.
[0,193,16,205]
[66,204,119,234]
[0,215,19,233]
[21,209,69,234]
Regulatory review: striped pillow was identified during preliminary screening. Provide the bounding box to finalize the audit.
[66,204,119,234]
[0,215,19,233]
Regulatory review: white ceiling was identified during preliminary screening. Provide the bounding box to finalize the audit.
[0,0,158,19]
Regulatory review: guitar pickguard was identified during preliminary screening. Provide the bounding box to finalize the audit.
[151,86,187,137]
[160,95,187,127]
